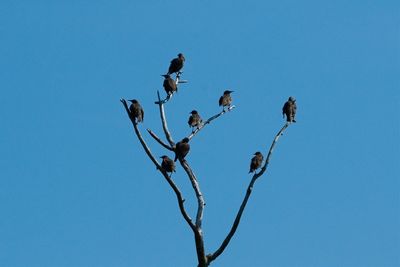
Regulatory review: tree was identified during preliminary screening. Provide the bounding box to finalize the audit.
[120,59,294,267]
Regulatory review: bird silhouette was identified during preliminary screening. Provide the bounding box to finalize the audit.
[167,53,185,75]
[188,110,203,132]
[128,99,144,123]
[160,155,176,173]
[282,96,297,123]
[174,137,190,162]
[162,74,177,97]
[249,152,264,173]
[219,90,234,111]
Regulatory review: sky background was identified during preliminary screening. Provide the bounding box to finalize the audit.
[1,1,399,267]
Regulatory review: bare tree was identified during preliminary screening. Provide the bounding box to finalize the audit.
[121,69,294,266]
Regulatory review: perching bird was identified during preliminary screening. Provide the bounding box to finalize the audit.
[249,152,264,173]
[167,53,185,75]
[162,74,177,96]
[174,137,190,162]
[160,155,176,174]
[188,110,202,132]
[282,96,297,123]
[219,90,234,111]
[128,99,144,123]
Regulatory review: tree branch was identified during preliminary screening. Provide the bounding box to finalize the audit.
[188,105,236,141]
[155,91,175,146]
[178,158,207,265]
[120,98,196,232]
[179,159,206,228]
[207,122,291,263]
[147,128,173,151]
[121,98,206,266]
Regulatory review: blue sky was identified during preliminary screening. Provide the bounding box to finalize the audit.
[1,1,399,266]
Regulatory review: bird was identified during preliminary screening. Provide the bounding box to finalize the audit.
[128,99,144,123]
[162,74,177,96]
[174,137,190,162]
[160,155,176,174]
[188,110,202,132]
[167,53,185,75]
[282,96,297,123]
[219,90,234,111]
[249,152,264,173]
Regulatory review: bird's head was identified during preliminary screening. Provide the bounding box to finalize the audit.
[288,96,296,102]
[161,74,170,78]
[182,137,190,143]
[224,90,234,95]
[178,53,184,58]
[254,151,262,156]
[160,155,168,159]
[128,99,138,104]
[190,110,198,115]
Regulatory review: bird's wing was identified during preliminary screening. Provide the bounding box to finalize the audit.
[169,78,177,90]
[282,102,288,114]
[219,96,223,106]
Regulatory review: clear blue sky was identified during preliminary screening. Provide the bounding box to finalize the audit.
[1,1,399,266]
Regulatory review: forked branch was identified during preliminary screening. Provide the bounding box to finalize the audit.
[120,98,196,232]
[207,122,291,263]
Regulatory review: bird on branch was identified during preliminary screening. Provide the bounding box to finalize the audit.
[160,155,176,174]
[188,110,203,132]
[167,53,185,76]
[249,152,264,173]
[219,90,234,111]
[162,74,178,97]
[128,99,144,123]
[282,96,297,123]
[174,137,190,162]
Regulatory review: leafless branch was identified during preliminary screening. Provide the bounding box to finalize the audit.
[188,105,236,141]
[147,128,173,151]
[155,91,175,146]
[121,97,207,266]
[120,98,196,232]
[179,159,206,228]
[207,122,291,264]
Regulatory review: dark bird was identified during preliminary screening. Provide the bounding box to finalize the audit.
[219,90,234,111]
[162,74,177,96]
[128,99,144,123]
[174,137,190,162]
[282,96,297,123]
[160,155,176,174]
[167,53,185,75]
[249,151,264,173]
[188,110,203,132]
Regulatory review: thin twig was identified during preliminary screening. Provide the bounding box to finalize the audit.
[188,105,236,140]
[147,128,173,151]
[207,122,290,263]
